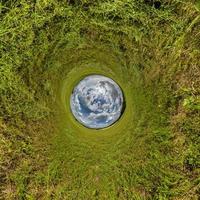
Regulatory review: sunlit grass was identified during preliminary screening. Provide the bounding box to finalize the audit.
[0,0,200,199]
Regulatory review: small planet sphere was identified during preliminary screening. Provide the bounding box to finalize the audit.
[70,75,124,129]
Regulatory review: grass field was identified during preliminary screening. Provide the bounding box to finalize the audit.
[0,0,200,199]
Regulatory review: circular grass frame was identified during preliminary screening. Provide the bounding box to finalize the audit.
[60,64,133,138]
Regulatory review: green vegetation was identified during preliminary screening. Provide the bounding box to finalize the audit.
[0,0,200,199]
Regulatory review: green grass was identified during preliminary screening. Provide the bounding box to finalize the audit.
[0,0,200,199]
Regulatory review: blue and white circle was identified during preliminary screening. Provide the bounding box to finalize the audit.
[70,75,124,129]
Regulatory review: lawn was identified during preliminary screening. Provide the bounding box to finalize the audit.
[0,0,200,199]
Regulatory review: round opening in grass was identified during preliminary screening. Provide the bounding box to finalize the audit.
[70,75,124,129]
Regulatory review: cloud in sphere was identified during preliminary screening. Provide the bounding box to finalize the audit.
[70,75,124,129]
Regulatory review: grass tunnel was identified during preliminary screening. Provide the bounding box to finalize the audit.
[0,0,200,199]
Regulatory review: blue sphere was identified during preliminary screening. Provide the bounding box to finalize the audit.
[70,75,124,129]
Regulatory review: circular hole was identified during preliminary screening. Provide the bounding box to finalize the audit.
[70,75,125,129]
[154,1,161,9]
